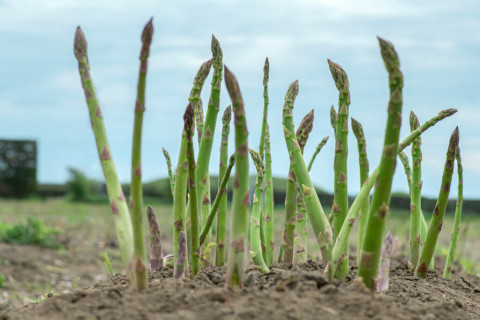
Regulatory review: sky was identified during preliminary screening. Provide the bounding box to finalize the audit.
[0,0,479,199]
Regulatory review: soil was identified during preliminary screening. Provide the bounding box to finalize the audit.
[2,257,480,320]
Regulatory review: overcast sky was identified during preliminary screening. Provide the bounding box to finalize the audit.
[0,0,479,199]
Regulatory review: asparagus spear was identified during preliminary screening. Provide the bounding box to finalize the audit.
[74,27,134,272]
[129,18,154,290]
[351,118,370,266]
[200,154,235,247]
[408,112,423,270]
[147,205,163,270]
[357,38,403,290]
[174,231,186,279]
[443,148,463,279]
[174,59,212,265]
[216,106,232,266]
[330,105,337,133]
[259,58,274,265]
[293,110,314,264]
[328,59,351,280]
[398,151,413,195]
[307,136,329,172]
[193,37,223,257]
[162,148,174,198]
[264,124,275,265]
[415,127,459,278]
[282,110,314,263]
[184,103,201,275]
[195,99,205,143]
[249,149,270,273]
[225,66,249,288]
[282,80,334,281]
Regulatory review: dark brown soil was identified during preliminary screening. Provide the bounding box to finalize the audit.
[2,258,479,320]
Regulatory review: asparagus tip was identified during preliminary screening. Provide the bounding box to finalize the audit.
[286,80,299,102]
[263,57,270,85]
[378,36,400,71]
[74,26,87,61]
[409,111,420,131]
[327,59,349,90]
[141,17,154,46]
[223,105,232,124]
[351,117,364,138]
[211,34,223,60]
[449,126,460,151]
[183,102,195,132]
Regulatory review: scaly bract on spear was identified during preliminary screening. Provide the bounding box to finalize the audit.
[225,66,249,288]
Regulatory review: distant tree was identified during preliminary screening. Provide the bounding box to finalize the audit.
[67,167,91,201]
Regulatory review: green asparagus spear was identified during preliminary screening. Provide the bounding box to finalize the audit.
[264,124,275,265]
[129,18,153,290]
[443,148,463,279]
[282,80,334,281]
[408,112,423,270]
[357,38,403,290]
[328,59,351,280]
[351,118,370,266]
[216,106,232,266]
[224,66,249,288]
[74,26,134,273]
[249,149,270,273]
[162,148,174,198]
[184,103,201,275]
[415,127,459,278]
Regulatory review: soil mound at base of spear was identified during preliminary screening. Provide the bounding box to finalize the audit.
[2,258,480,320]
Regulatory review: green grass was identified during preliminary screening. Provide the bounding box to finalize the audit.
[0,217,61,248]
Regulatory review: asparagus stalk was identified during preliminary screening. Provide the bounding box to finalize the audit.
[294,110,314,264]
[283,110,314,263]
[225,66,249,288]
[351,118,370,266]
[147,205,163,270]
[415,127,459,278]
[398,151,413,195]
[216,106,232,266]
[195,98,213,265]
[259,57,270,158]
[328,59,351,279]
[200,154,235,247]
[408,112,423,270]
[74,27,134,271]
[307,136,329,172]
[129,18,153,290]
[194,36,223,249]
[174,59,212,264]
[184,103,201,275]
[249,149,270,273]
[259,58,274,265]
[443,148,463,279]
[282,80,334,280]
[174,231,186,279]
[162,148,174,198]
[357,38,403,290]
[376,231,393,292]
[264,124,275,265]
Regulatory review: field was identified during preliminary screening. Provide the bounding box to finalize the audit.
[1,197,479,318]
